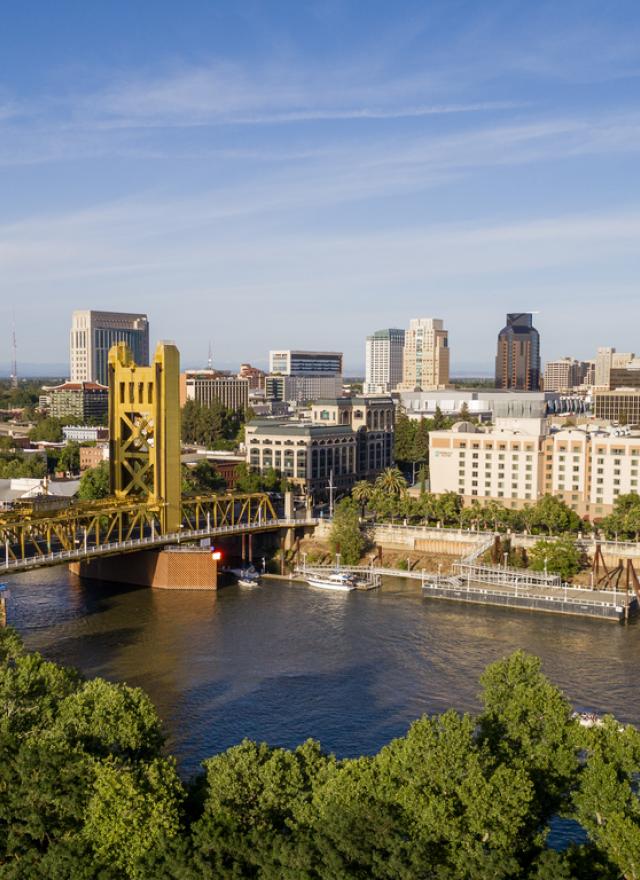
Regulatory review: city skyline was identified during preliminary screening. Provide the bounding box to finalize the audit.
[2,2,640,371]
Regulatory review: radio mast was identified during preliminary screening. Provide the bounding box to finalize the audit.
[10,312,17,388]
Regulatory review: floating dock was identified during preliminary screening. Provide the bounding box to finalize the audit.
[420,561,638,623]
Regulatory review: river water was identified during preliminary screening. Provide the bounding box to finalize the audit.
[5,566,640,779]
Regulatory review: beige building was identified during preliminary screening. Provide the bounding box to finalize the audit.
[594,347,635,389]
[245,397,394,495]
[430,420,640,518]
[399,318,449,391]
[80,444,109,472]
[181,370,249,411]
[543,357,590,392]
[593,390,640,425]
[430,421,544,509]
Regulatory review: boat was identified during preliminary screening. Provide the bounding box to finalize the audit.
[305,572,356,592]
[229,565,261,587]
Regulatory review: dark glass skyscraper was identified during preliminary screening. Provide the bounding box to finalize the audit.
[495,313,540,391]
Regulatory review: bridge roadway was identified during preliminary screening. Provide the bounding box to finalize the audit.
[1,518,317,575]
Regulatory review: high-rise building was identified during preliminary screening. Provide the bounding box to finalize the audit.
[594,347,638,389]
[364,328,405,394]
[399,318,449,391]
[266,350,344,403]
[543,357,589,392]
[268,350,343,376]
[70,311,149,386]
[48,381,109,421]
[495,313,540,391]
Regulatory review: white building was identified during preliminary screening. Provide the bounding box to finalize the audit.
[70,310,149,386]
[63,425,109,443]
[364,328,405,394]
[268,350,342,376]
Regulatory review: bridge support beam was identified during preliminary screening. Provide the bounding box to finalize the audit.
[70,548,218,590]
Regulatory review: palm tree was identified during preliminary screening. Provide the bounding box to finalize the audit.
[375,467,408,497]
[352,480,374,517]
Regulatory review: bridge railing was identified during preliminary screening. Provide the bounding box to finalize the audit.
[1,517,318,574]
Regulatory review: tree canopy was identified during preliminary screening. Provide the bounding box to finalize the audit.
[2,628,639,879]
[328,497,367,565]
[78,460,110,500]
[181,400,247,449]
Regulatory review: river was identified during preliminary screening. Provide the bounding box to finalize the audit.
[5,565,639,780]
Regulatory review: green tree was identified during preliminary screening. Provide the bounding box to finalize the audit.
[529,538,582,581]
[78,461,110,500]
[393,412,416,465]
[181,400,243,449]
[600,493,640,540]
[375,467,408,497]
[191,738,332,878]
[525,494,583,535]
[574,719,640,880]
[29,416,66,443]
[433,404,447,429]
[478,651,580,859]
[329,498,366,564]
[234,463,284,494]
[352,480,374,516]
[0,452,46,479]
[182,461,226,495]
[58,441,80,475]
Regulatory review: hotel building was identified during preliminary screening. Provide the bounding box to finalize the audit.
[429,420,640,517]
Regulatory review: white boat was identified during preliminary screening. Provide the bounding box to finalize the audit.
[305,572,356,592]
[228,566,261,586]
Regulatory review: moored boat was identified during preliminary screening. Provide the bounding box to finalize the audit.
[227,565,261,586]
[305,572,356,592]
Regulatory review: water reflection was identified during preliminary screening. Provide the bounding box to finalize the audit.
[6,567,640,778]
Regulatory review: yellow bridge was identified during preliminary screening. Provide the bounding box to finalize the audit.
[0,493,306,575]
[2,342,312,575]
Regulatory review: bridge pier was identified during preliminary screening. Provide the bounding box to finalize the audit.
[70,547,218,590]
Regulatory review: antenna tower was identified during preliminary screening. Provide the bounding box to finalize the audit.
[207,341,213,371]
[10,312,17,388]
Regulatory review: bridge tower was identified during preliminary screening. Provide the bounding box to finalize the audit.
[108,341,181,533]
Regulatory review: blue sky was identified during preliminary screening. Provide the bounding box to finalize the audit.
[1,0,640,374]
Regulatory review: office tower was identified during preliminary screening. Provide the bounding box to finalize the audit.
[399,318,449,391]
[268,350,343,376]
[543,357,589,392]
[495,313,540,391]
[181,370,250,411]
[267,350,344,402]
[70,310,149,386]
[364,328,405,394]
[594,347,636,389]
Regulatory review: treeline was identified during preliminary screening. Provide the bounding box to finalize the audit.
[1,627,638,879]
[353,469,640,541]
[0,379,53,414]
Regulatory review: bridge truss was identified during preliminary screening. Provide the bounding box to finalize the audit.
[0,493,279,569]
